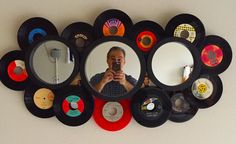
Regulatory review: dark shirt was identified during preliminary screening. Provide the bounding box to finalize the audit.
[90,72,137,97]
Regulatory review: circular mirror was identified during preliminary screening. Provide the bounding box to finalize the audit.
[147,38,201,91]
[25,36,80,89]
[80,37,146,101]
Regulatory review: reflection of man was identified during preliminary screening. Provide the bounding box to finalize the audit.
[90,46,137,96]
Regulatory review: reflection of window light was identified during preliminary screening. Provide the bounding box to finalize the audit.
[182,65,193,82]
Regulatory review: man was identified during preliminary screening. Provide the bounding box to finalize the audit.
[90,46,137,97]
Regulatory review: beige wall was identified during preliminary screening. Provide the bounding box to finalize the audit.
[0,0,236,144]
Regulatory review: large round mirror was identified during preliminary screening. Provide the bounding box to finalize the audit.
[80,37,146,101]
[25,36,80,89]
[147,38,201,91]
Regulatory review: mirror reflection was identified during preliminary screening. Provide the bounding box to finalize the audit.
[32,40,75,84]
[85,41,141,97]
[151,41,194,86]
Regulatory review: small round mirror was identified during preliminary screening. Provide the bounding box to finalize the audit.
[147,38,201,91]
[25,36,80,89]
[80,37,146,101]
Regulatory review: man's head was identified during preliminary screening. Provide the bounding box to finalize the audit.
[107,46,126,71]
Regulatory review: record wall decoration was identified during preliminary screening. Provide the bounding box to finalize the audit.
[0,9,232,131]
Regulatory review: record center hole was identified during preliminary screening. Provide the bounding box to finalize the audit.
[180,30,190,39]
[70,102,78,110]
[108,107,118,116]
[175,99,184,107]
[14,66,23,75]
[141,36,152,46]
[33,33,43,41]
[75,37,86,48]
[109,26,118,35]
[147,102,155,111]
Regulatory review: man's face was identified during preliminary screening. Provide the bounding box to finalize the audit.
[107,49,125,70]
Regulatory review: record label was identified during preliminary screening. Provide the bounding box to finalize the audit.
[191,78,213,100]
[28,28,47,44]
[62,95,85,117]
[171,93,190,113]
[141,97,162,118]
[136,31,157,52]
[174,24,196,43]
[74,33,88,48]
[7,60,28,82]
[102,102,123,122]
[201,44,223,67]
[102,18,125,36]
[33,88,54,110]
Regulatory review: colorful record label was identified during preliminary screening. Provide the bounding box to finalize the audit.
[7,60,28,82]
[28,28,47,44]
[102,102,123,122]
[136,31,157,52]
[191,78,213,100]
[33,88,54,109]
[141,97,162,118]
[171,93,190,112]
[103,18,125,36]
[201,44,223,67]
[62,95,84,117]
[174,24,196,43]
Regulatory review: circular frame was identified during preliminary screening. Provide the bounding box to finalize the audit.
[25,36,80,89]
[80,36,146,101]
[147,37,201,91]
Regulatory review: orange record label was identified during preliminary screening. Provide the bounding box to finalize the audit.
[7,60,28,82]
[201,44,223,67]
[33,88,54,109]
[136,31,157,52]
[102,18,125,37]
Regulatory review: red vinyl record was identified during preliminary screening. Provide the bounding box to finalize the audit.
[93,98,132,131]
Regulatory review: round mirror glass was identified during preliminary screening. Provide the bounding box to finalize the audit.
[81,37,145,100]
[148,38,200,91]
[26,37,79,89]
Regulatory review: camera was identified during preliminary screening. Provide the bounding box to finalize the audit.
[112,61,121,72]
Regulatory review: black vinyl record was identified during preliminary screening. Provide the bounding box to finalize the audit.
[184,74,223,108]
[128,20,165,60]
[53,86,94,126]
[17,17,58,51]
[131,87,172,128]
[93,9,133,38]
[61,22,96,53]
[24,83,55,118]
[198,35,232,74]
[169,91,198,123]
[165,13,205,46]
[0,50,29,90]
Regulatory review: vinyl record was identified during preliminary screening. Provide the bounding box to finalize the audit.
[184,74,223,108]
[24,84,55,118]
[169,91,198,123]
[61,22,96,53]
[131,87,171,128]
[129,20,165,55]
[53,86,94,126]
[93,9,133,38]
[17,17,58,51]
[165,14,205,46]
[0,50,29,90]
[198,35,232,74]
[93,98,132,131]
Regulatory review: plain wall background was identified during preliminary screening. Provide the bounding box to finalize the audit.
[0,0,235,144]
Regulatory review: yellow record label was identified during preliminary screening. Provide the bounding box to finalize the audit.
[191,78,213,100]
[174,24,196,43]
[33,88,54,109]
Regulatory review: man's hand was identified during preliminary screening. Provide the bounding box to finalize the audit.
[113,70,126,85]
[101,69,115,85]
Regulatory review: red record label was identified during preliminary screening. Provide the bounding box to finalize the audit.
[7,60,28,82]
[201,44,223,67]
[93,98,132,131]
[136,31,157,52]
[62,95,85,117]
